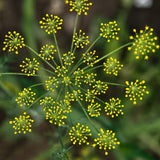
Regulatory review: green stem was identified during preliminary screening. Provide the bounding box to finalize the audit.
[84,65,104,73]
[83,42,132,71]
[104,82,127,87]
[53,32,63,66]
[0,72,45,77]
[27,82,45,89]
[39,66,56,76]
[70,13,79,53]
[26,45,56,71]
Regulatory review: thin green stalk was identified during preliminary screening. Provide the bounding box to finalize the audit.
[84,65,104,73]
[70,13,79,53]
[104,82,127,87]
[27,82,45,89]
[0,72,46,77]
[39,66,56,76]
[69,36,101,76]
[53,32,63,66]
[83,42,132,71]
[26,45,56,71]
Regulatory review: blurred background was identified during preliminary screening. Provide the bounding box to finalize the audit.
[0,0,160,159]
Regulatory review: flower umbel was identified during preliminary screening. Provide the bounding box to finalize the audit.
[39,44,56,61]
[9,112,34,134]
[88,100,101,117]
[20,58,39,76]
[3,31,25,54]
[128,26,160,60]
[69,123,92,145]
[92,80,108,95]
[15,88,36,107]
[105,98,124,118]
[73,30,89,48]
[103,57,123,76]
[83,50,99,67]
[66,0,92,15]
[40,14,63,34]
[125,80,149,104]
[45,77,59,92]
[44,104,67,126]
[100,21,120,42]
[93,128,120,156]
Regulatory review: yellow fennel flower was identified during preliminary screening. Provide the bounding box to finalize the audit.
[9,112,34,134]
[3,31,25,54]
[62,51,75,66]
[66,0,92,15]
[92,80,108,95]
[103,57,123,76]
[125,80,149,104]
[39,44,56,61]
[45,105,67,126]
[88,100,101,117]
[128,26,160,60]
[100,21,120,42]
[45,77,59,92]
[40,14,63,34]
[105,98,124,118]
[73,30,89,48]
[15,88,36,107]
[69,123,92,145]
[83,50,99,67]
[20,58,39,76]
[93,128,120,156]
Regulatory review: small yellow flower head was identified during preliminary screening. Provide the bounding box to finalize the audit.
[125,80,149,104]
[20,58,39,76]
[3,31,25,54]
[40,97,55,112]
[84,73,97,86]
[66,0,92,15]
[39,14,63,34]
[62,52,75,66]
[85,89,95,102]
[100,21,120,42]
[93,128,120,156]
[73,30,89,48]
[39,44,56,61]
[69,123,92,145]
[45,105,67,126]
[83,50,99,67]
[55,66,69,78]
[15,88,36,107]
[57,99,72,113]
[105,98,124,118]
[45,76,59,92]
[69,90,83,101]
[73,68,84,87]
[9,112,34,134]
[128,26,160,60]
[88,100,101,117]
[92,80,108,95]
[103,57,123,76]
